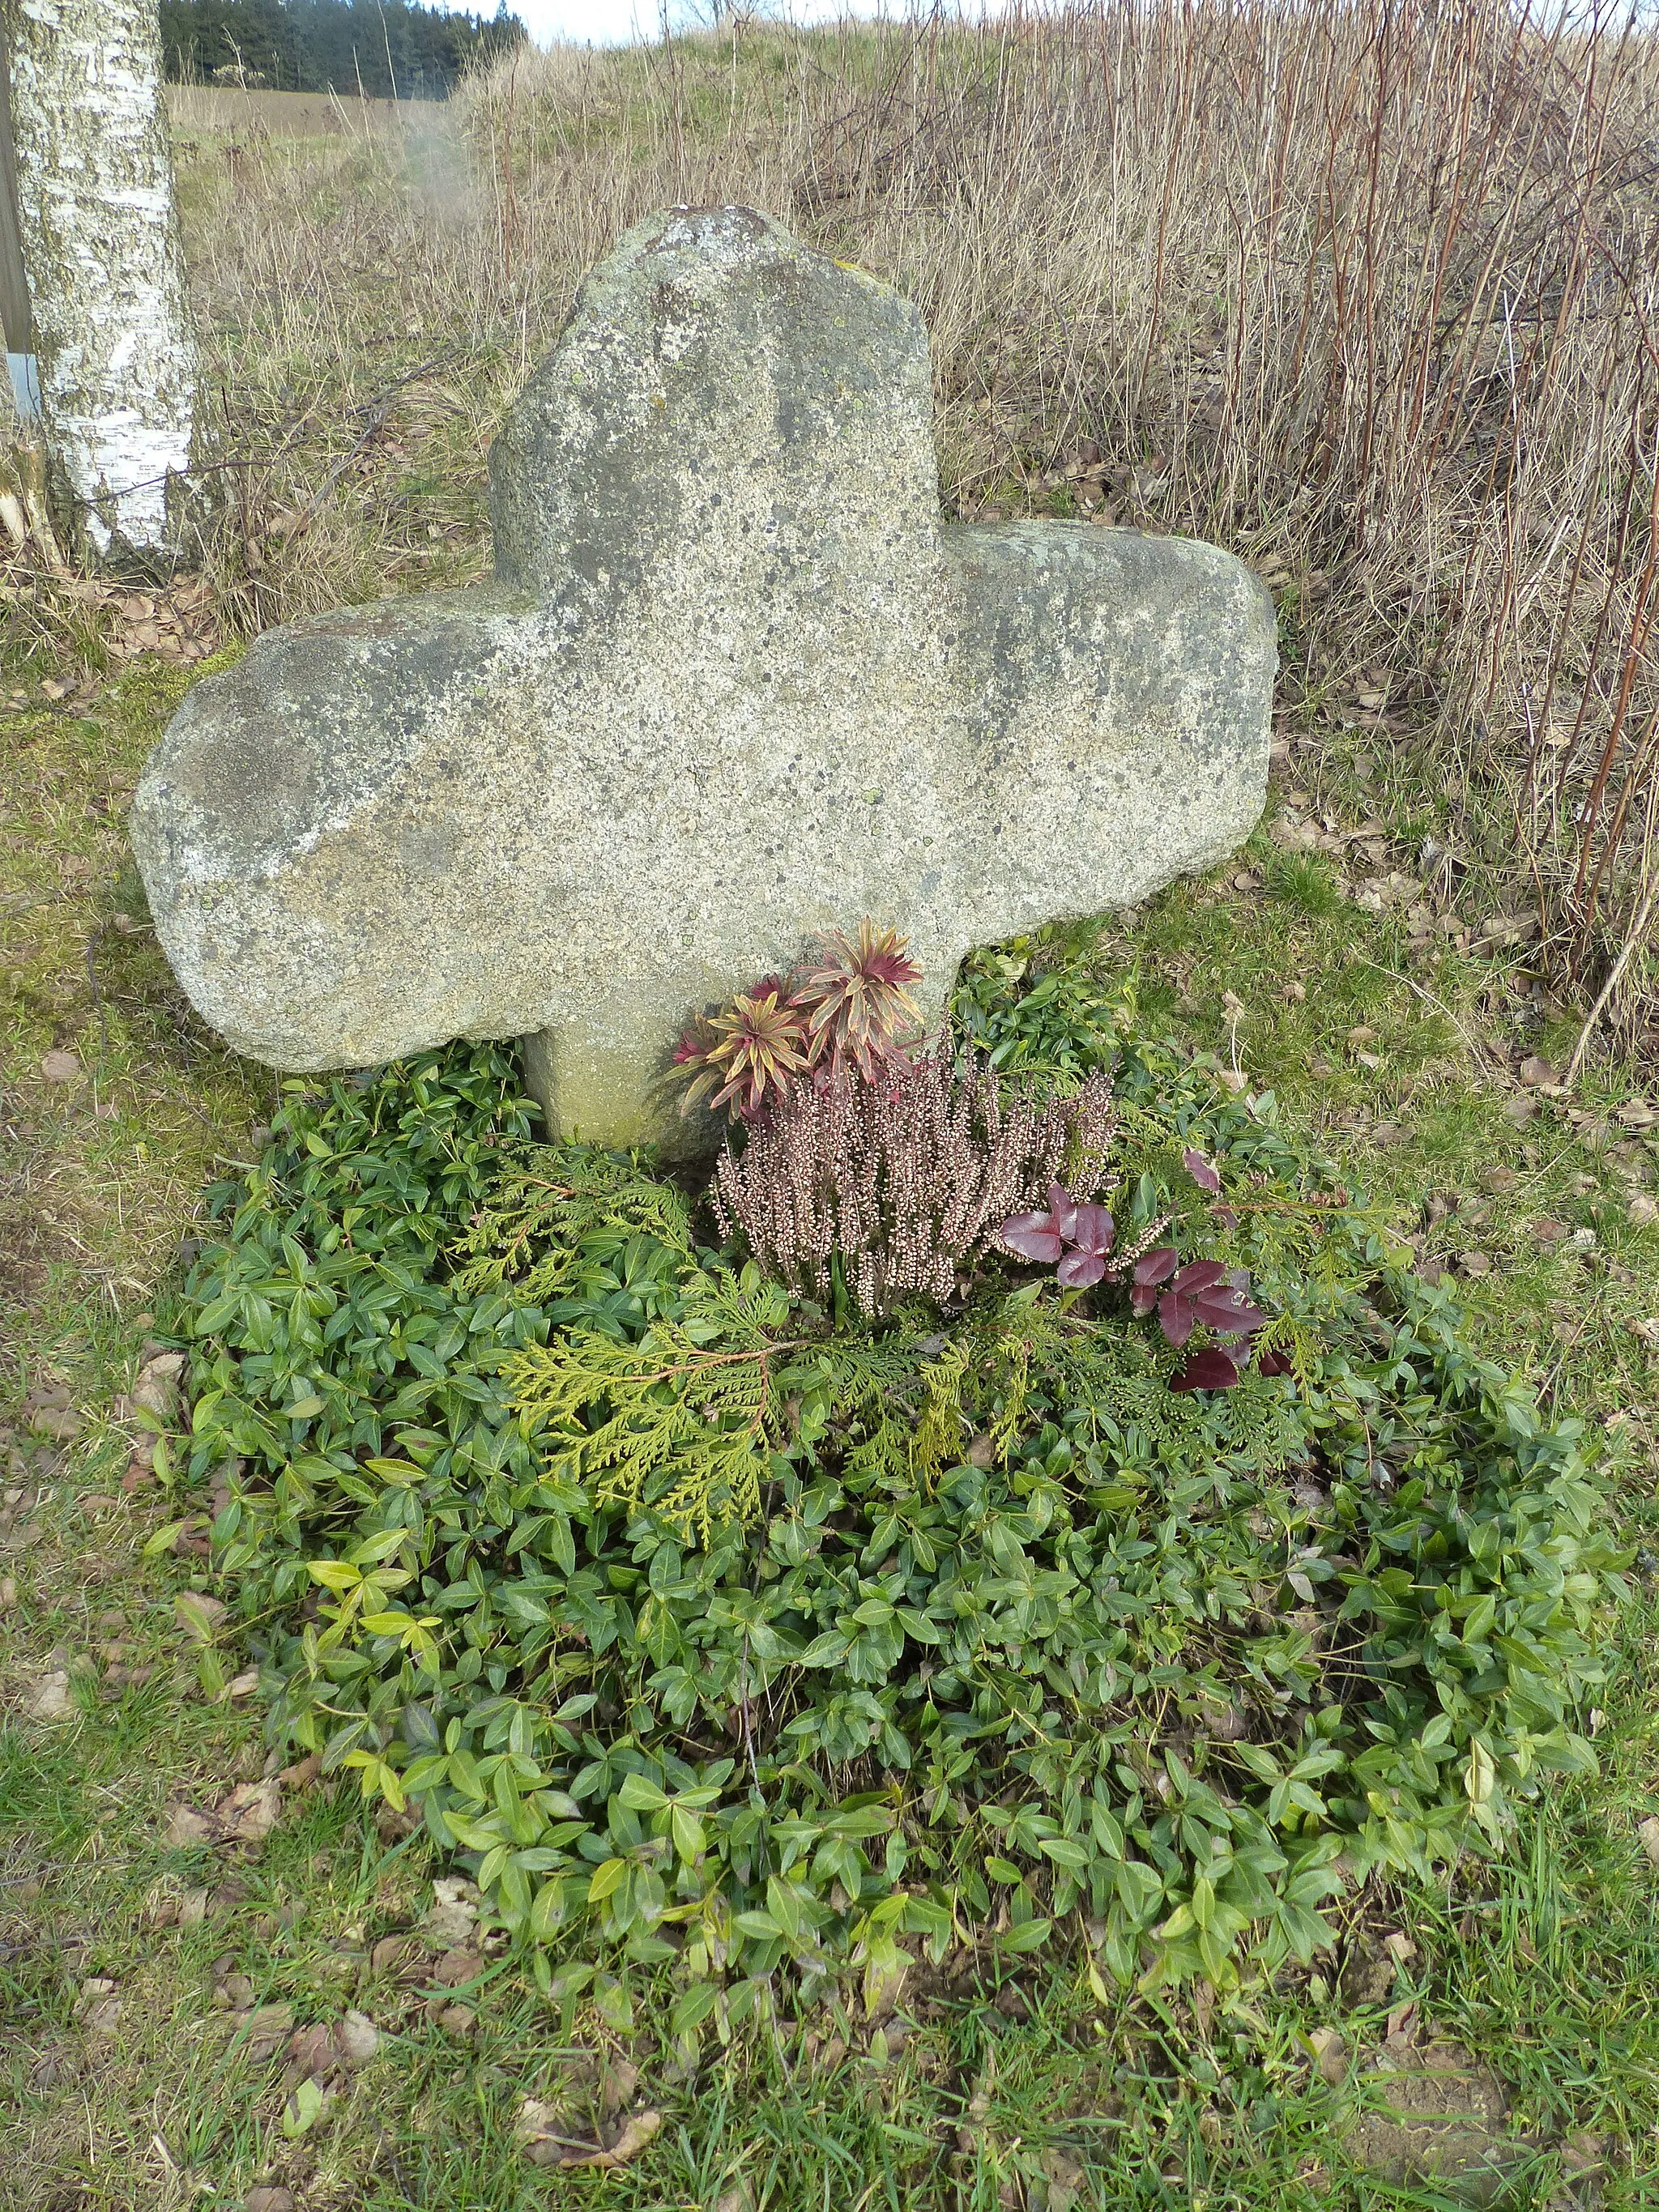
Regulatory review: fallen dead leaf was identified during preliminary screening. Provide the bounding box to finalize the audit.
[221,1669,260,1701]
[1307,2024,1348,2085]
[515,2097,567,2164]
[277,1753,321,1791]
[1630,1195,1659,1227]
[25,1669,75,1721]
[240,2004,296,2062]
[437,2001,475,2035]
[600,2057,640,2116]
[164,1778,282,1850]
[78,1980,122,2039]
[245,2189,296,2212]
[370,1933,421,1978]
[1636,1814,1659,1869]
[164,1801,220,1848]
[27,1403,80,1441]
[133,1352,186,1418]
[222,1779,282,1842]
[41,1049,80,1082]
[1519,1054,1559,1088]
[424,1899,478,1947]
[561,2111,663,2172]
[334,2010,378,2067]
[1385,1998,1419,2044]
[1039,2146,1088,2212]
[1458,1251,1492,1279]
[431,1946,484,1988]
[286,2023,336,2080]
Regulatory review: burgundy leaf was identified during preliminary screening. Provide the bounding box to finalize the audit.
[1256,1344,1295,1377]
[1130,1281,1159,1317]
[1171,1259,1229,1297]
[1047,1183,1079,1242]
[1068,1204,1115,1256]
[1183,1146,1221,1195]
[1056,1247,1107,1289]
[1192,1290,1268,1336]
[1133,1247,1179,1288]
[1213,1206,1239,1232]
[1002,1212,1064,1263]
[1158,1291,1196,1349]
[1170,1346,1242,1392]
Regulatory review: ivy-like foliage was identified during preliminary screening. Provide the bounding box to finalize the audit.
[174,991,1627,2026]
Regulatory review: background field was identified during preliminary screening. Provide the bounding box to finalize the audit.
[4,8,1659,2208]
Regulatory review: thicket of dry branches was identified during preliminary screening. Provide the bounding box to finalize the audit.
[11,2,1659,1035]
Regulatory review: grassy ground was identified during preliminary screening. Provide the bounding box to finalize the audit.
[4,653,1659,2209]
[5,33,1659,2210]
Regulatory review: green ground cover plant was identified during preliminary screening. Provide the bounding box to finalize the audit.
[170,968,1627,2050]
[6,676,1659,2198]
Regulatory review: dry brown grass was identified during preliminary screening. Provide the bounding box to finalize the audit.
[13,2,1659,1045]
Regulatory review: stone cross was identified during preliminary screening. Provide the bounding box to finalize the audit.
[132,206,1273,1153]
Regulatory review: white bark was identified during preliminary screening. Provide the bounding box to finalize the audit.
[6,0,199,560]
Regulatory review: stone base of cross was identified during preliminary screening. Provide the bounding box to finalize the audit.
[132,207,1273,1154]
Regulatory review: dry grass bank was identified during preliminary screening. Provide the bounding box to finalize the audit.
[166,84,412,136]
[11,1,1659,1047]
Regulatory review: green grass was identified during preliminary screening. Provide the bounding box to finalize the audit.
[4,663,1659,2206]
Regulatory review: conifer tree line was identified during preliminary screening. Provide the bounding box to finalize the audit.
[159,0,527,100]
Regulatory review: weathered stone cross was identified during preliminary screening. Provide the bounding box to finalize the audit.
[133,206,1273,1152]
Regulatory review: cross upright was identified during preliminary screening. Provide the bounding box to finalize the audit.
[133,206,1273,1150]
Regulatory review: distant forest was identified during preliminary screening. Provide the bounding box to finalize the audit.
[159,0,527,100]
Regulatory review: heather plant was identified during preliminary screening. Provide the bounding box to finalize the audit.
[710,1051,1120,1315]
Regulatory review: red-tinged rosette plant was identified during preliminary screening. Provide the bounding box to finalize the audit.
[672,920,923,1124]
[673,976,810,1122]
[1000,1183,1117,1286]
[792,919,923,1082]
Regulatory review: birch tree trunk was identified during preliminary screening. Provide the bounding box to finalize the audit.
[4,0,201,564]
